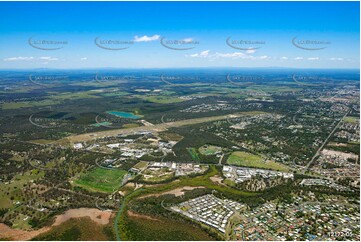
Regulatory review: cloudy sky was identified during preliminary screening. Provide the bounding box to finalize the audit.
[0,1,359,69]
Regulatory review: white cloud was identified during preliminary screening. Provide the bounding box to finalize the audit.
[39,57,58,61]
[307,57,319,61]
[4,56,60,62]
[80,57,87,61]
[280,56,288,60]
[187,50,269,60]
[189,50,210,58]
[330,57,343,61]
[294,57,303,60]
[213,52,249,58]
[246,49,256,54]
[134,34,160,42]
[4,56,34,61]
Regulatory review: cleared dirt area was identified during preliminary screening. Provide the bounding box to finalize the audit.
[0,208,112,240]
[0,223,50,241]
[210,175,224,184]
[127,210,161,222]
[53,208,112,226]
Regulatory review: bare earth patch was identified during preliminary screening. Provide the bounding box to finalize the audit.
[0,223,50,241]
[53,208,112,226]
[127,210,161,221]
[0,208,112,240]
[210,175,224,184]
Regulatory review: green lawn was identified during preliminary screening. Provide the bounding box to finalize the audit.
[344,116,359,124]
[199,145,222,155]
[74,168,127,193]
[133,161,148,170]
[227,151,289,171]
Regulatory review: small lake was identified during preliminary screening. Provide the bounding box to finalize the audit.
[106,111,141,119]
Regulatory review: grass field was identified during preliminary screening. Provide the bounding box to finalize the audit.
[74,168,126,193]
[199,145,222,155]
[159,132,184,142]
[344,116,359,124]
[122,123,140,128]
[133,161,148,170]
[227,151,289,171]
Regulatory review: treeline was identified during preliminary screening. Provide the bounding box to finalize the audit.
[165,126,236,163]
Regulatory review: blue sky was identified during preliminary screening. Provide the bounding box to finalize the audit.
[0,1,359,69]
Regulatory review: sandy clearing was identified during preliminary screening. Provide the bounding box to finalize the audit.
[210,175,223,184]
[53,208,112,226]
[0,208,112,241]
[0,223,50,241]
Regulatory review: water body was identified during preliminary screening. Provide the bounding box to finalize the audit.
[106,111,141,119]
